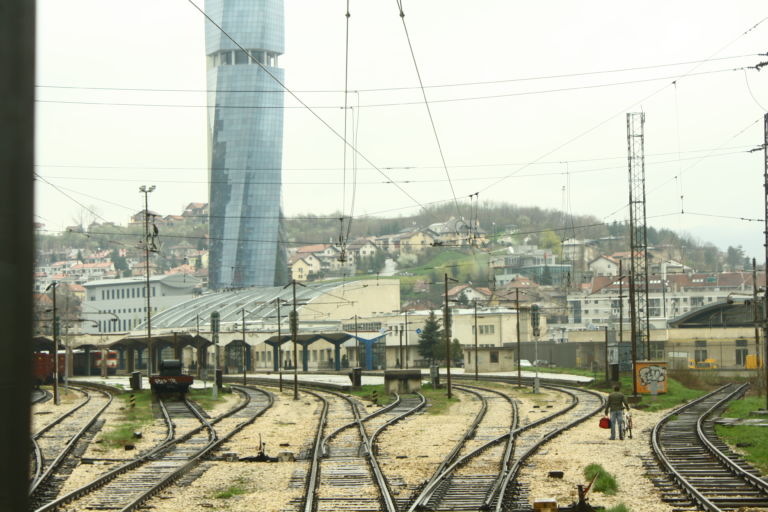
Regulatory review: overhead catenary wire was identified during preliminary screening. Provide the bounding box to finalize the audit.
[34,65,756,110]
[394,0,462,225]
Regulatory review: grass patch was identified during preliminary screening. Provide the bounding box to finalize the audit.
[187,386,231,411]
[419,383,460,415]
[715,395,768,474]
[347,384,396,406]
[101,390,155,448]
[583,463,618,495]
[606,504,630,512]
[214,479,248,499]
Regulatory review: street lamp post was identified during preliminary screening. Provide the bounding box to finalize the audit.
[139,185,156,375]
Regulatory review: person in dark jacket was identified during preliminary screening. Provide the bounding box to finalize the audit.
[604,385,630,440]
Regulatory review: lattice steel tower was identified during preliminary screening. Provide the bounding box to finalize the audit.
[627,112,651,364]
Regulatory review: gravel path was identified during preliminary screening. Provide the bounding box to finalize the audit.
[517,398,675,512]
[377,388,481,502]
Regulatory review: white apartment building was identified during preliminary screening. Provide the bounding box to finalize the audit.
[82,273,201,334]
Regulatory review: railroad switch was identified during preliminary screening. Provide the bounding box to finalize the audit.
[558,484,603,512]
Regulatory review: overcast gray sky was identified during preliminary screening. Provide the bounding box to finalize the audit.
[35,1,768,258]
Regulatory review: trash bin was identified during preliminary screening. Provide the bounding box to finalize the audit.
[350,367,362,387]
[130,371,142,391]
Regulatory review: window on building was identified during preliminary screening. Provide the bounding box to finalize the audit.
[490,350,499,363]
[691,297,704,307]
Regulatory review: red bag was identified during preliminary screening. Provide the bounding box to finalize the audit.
[599,417,611,429]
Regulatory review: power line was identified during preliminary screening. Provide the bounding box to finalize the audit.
[34,66,752,110]
[33,144,754,173]
[33,53,762,94]
[395,0,462,224]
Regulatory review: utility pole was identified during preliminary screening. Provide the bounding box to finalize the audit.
[139,185,156,375]
[211,311,220,400]
[474,300,479,381]
[604,326,609,383]
[47,281,60,405]
[763,112,768,409]
[399,329,403,368]
[626,112,650,396]
[516,288,522,388]
[619,260,624,348]
[404,310,409,369]
[285,279,305,400]
[444,273,455,399]
[241,308,247,385]
[354,315,359,366]
[753,258,761,395]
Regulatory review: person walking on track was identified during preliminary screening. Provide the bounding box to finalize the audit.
[604,385,630,440]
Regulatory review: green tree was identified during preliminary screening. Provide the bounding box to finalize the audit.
[457,291,469,306]
[538,230,561,253]
[726,245,745,271]
[417,310,443,365]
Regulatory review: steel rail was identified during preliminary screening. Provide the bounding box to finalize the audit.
[117,397,217,512]
[29,386,113,496]
[651,384,731,512]
[651,383,767,512]
[302,387,424,512]
[32,388,52,404]
[368,392,426,443]
[34,386,269,512]
[405,384,516,512]
[299,388,331,512]
[119,387,274,512]
[339,390,399,512]
[492,385,605,512]
[696,383,768,493]
[33,395,178,512]
[31,386,90,440]
[321,392,402,456]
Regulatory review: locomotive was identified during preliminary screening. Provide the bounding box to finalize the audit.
[149,359,193,394]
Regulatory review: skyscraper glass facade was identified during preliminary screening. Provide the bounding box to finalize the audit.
[205,0,286,289]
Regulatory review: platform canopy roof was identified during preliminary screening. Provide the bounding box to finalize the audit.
[142,282,350,331]
[667,297,758,329]
[109,333,211,351]
[263,332,356,346]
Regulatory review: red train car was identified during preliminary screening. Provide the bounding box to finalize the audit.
[32,352,64,386]
[32,350,118,386]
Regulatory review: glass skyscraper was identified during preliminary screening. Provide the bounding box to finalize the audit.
[205,0,287,289]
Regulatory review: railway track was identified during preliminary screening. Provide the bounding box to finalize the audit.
[32,388,53,404]
[300,388,425,512]
[404,384,518,511]
[34,385,273,512]
[650,383,768,511]
[29,385,113,507]
[495,385,604,512]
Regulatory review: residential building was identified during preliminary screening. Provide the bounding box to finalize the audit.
[82,273,201,334]
[205,0,287,290]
